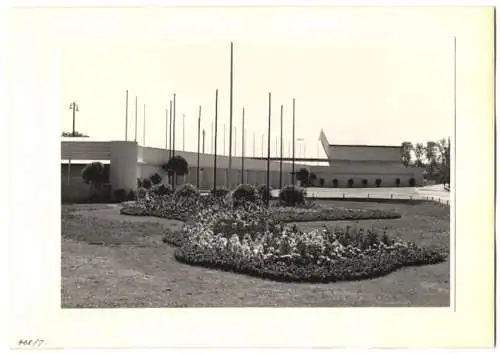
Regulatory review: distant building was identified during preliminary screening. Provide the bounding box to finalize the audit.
[61,132,424,202]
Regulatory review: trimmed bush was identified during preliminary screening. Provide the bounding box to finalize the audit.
[142,178,152,189]
[82,162,106,188]
[137,188,147,200]
[114,188,127,202]
[212,188,230,198]
[150,172,163,185]
[175,183,200,198]
[232,184,259,206]
[257,184,272,202]
[279,185,306,207]
[151,183,173,196]
[127,190,137,201]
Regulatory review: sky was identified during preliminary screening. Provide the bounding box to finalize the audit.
[9,6,483,159]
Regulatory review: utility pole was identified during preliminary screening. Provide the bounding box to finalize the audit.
[261,134,264,156]
[125,90,128,140]
[134,96,138,142]
[173,94,176,157]
[228,41,234,190]
[69,101,79,136]
[266,92,271,207]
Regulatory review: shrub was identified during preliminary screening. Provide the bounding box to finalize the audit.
[114,188,127,202]
[375,178,382,187]
[175,183,200,198]
[319,178,325,187]
[137,188,147,200]
[150,172,163,185]
[348,179,354,188]
[257,184,272,202]
[127,190,137,201]
[362,179,368,187]
[212,188,230,198]
[296,168,310,187]
[332,179,339,188]
[151,183,173,196]
[82,162,106,188]
[279,185,306,206]
[232,184,259,206]
[141,178,152,189]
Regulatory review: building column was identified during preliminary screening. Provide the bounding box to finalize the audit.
[110,141,138,192]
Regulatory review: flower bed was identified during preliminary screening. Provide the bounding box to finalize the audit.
[173,211,447,283]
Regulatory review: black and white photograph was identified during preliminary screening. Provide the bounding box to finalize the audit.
[7,3,495,349]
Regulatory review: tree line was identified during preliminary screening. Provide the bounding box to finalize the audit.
[401,137,451,185]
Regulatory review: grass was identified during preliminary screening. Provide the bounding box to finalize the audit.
[61,201,450,307]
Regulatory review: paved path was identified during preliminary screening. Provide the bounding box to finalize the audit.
[270,185,450,205]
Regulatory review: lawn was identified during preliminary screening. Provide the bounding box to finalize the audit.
[61,200,450,307]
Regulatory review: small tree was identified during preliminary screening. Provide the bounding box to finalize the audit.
[82,162,106,189]
[150,172,162,185]
[162,155,189,187]
[142,178,152,189]
[296,168,310,187]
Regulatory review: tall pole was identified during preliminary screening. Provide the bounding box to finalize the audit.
[134,96,138,142]
[172,94,176,188]
[125,90,128,140]
[197,106,201,189]
[165,109,168,150]
[173,94,176,156]
[266,92,272,207]
[202,129,206,154]
[213,89,219,192]
[261,134,264,156]
[253,132,256,157]
[143,104,146,146]
[292,98,296,186]
[71,102,77,136]
[169,100,173,158]
[280,104,283,189]
[241,107,245,184]
[228,42,234,190]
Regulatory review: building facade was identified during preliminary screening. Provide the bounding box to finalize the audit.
[61,132,424,201]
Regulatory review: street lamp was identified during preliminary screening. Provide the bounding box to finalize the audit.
[69,102,79,136]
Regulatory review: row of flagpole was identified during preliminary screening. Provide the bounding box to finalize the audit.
[122,42,300,204]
